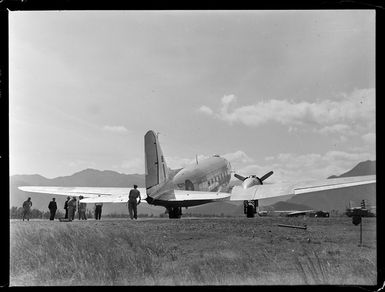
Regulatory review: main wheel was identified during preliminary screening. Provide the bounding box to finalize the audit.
[168,207,182,219]
[246,205,255,218]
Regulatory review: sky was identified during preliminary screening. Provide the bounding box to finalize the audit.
[9,10,375,182]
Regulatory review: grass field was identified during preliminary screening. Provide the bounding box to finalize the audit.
[10,216,377,286]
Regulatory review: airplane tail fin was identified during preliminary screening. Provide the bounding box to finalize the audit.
[144,130,170,197]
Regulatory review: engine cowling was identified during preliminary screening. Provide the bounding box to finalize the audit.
[242,176,263,189]
[234,171,274,189]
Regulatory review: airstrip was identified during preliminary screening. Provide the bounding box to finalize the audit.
[10,216,376,286]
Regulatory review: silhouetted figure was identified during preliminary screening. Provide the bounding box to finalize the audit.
[68,197,77,221]
[78,196,87,220]
[22,197,32,221]
[64,196,70,219]
[95,203,103,220]
[48,198,57,220]
[128,185,141,220]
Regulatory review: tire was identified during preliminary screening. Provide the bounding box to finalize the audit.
[168,207,182,219]
[246,205,255,218]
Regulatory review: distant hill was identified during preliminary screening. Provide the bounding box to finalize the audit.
[328,160,375,179]
[12,168,146,188]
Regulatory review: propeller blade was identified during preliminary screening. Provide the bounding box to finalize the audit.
[234,173,246,181]
[260,171,274,182]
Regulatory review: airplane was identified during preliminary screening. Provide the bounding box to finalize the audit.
[19,130,376,219]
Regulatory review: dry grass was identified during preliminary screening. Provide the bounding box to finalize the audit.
[10,217,377,286]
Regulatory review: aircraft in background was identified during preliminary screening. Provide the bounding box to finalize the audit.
[345,200,376,217]
[19,130,376,219]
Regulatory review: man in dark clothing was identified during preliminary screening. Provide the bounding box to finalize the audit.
[22,197,32,221]
[95,203,103,220]
[48,198,57,220]
[128,185,141,220]
[64,196,70,219]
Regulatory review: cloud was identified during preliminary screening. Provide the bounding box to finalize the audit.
[102,125,129,133]
[199,88,375,135]
[315,124,355,135]
[222,150,254,164]
[198,105,214,115]
[362,132,375,144]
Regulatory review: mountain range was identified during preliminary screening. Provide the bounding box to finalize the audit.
[10,160,376,216]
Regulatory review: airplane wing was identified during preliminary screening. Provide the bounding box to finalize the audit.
[229,175,376,201]
[18,186,147,203]
[156,189,231,203]
[18,185,229,205]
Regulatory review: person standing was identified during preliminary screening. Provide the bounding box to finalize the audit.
[48,198,57,220]
[72,197,77,220]
[95,203,103,220]
[22,197,33,221]
[128,184,141,220]
[78,196,87,220]
[77,197,81,220]
[64,196,70,219]
[67,197,77,221]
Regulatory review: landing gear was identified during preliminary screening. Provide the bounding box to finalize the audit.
[243,200,258,218]
[167,207,182,219]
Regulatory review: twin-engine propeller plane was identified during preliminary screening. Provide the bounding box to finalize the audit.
[19,130,376,219]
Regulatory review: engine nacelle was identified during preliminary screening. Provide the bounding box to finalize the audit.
[242,176,262,189]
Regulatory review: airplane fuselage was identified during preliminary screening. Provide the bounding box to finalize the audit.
[172,155,232,193]
[145,155,232,209]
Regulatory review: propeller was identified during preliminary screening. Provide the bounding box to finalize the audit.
[259,171,274,182]
[234,171,274,189]
[234,173,246,181]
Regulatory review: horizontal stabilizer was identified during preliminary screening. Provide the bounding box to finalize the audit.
[18,186,147,202]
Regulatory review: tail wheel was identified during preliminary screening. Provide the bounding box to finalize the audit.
[246,205,255,218]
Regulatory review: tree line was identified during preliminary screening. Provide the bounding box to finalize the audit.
[10,206,94,220]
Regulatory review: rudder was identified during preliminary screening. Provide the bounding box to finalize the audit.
[144,130,169,196]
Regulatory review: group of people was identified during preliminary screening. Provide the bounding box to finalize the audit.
[21,184,141,221]
[63,196,88,221]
